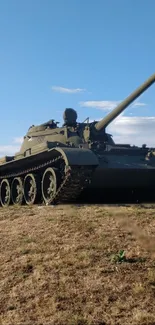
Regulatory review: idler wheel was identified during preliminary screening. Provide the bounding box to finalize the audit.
[41,167,60,205]
[0,179,11,207]
[11,177,24,205]
[24,173,40,205]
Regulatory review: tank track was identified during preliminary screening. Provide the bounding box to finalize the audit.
[0,154,95,205]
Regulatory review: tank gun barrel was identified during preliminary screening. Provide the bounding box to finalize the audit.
[95,73,155,131]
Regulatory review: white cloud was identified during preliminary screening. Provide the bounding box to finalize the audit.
[80,100,147,111]
[107,116,155,147]
[132,102,147,107]
[13,137,23,144]
[51,86,86,94]
[79,100,119,110]
[0,136,23,157]
[0,145,20,157]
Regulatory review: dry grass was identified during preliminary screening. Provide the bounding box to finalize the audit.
[0,203,155,325]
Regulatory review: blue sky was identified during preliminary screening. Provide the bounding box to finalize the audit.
[0,0,155,155]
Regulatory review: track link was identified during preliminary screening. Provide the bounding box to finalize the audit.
[52,166,93,204]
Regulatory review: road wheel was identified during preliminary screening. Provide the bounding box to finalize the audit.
[41,167,60,204]
[0,179,11,207]
[11,177,24,205]
[24,173,40,205]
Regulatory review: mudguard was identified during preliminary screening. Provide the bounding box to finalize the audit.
[49,147,99,166]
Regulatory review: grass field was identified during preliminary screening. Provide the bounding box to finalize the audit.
[0,204,155,325]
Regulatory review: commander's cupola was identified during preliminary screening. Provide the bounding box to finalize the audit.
[63,108,78,127]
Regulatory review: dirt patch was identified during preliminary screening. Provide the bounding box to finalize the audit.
[0,204,155,325]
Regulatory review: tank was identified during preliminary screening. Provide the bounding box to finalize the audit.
[0,73,155,207]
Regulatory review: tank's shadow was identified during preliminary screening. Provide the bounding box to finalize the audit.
[75,188,155,205]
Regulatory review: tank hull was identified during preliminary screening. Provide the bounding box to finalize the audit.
[0,145,155,206]
[89,150,155,189]
[90,166,155,189]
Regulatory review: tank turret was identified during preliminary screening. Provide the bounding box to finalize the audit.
[94,73,155,131]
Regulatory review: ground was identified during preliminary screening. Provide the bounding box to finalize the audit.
[0,204,155,325]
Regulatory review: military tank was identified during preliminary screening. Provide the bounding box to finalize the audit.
[0,73,155,207]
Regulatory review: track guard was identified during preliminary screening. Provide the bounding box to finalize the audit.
[48,147,99,167]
